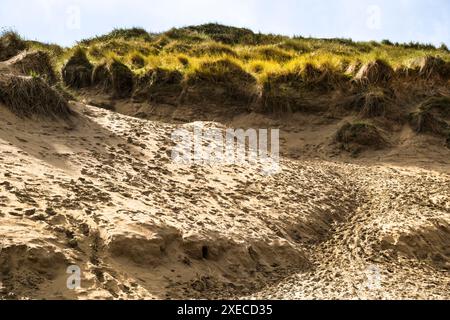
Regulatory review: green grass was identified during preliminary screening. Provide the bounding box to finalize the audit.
[20,23,450,88]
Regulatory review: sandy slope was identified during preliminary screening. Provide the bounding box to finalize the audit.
[0,102,448,300]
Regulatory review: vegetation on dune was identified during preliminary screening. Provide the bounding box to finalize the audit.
[91,55,134,98]
[186,57,255,84]
[127,50,147,68]
[166,23,285,45]
[7,24,449,121]
[349,87,393,119]
[354,59,393,85]
[10,50,58,83]
[62,47,93,88]
[23,23,450,90]
[0,73,72,118]
[190,41,238,58]
[1,24,449,148]
[335,122,387,153]
[183,57,258,105]
[79,27,154,45]
[260,60,348,113]
[0,30,28,61]
[406,56,450,79]
[134,67,183,103]
[420,96,450,118]
[409,96,450,138]
[25,40,64,59]
[409,109,450,136]
[238,46,294,63]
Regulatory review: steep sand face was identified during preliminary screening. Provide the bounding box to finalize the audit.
[0,102,448,300]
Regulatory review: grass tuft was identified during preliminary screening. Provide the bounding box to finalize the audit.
[335,122,387,153]
[62,47,93,88]
[0,30,27,61]
[0,74,72,118]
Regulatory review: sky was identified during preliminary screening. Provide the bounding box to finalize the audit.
[0,0,449,47]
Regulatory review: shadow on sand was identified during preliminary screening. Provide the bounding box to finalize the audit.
[0,102,144,172]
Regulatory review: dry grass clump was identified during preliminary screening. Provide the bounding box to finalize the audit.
[301,63,346,89]
[354,59,393,86]
[185,58,257,105]
[91,63,110,90]
[134,67,183,104]
[335,122,387,153]
[345,61,362,76]
[0,30,27,61]
[267,61,344,89]
[409,96,450,138]
[349,87,394,118]
[409,110,449,136]
[420,96,450,118]
[407,56,449,79]
[92,58,134,98]
[62,48,93,88]
[0,73,72,118]
[261,78,301,113]
[7,50,57,83]
[261,62,346,113]
[108,60,134,98]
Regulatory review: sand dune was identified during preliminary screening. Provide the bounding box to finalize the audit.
[0,101,448,300]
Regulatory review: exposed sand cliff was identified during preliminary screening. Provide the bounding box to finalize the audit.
[0,101,448,300]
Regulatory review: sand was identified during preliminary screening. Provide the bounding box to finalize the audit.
[0,101,448,300]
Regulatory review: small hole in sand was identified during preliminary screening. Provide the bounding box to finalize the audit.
[202,246,209,259]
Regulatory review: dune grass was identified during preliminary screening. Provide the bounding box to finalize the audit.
[20,23,450,90]
[0,73,72,118]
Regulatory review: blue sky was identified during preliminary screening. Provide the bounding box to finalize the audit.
[1,0,449,47]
